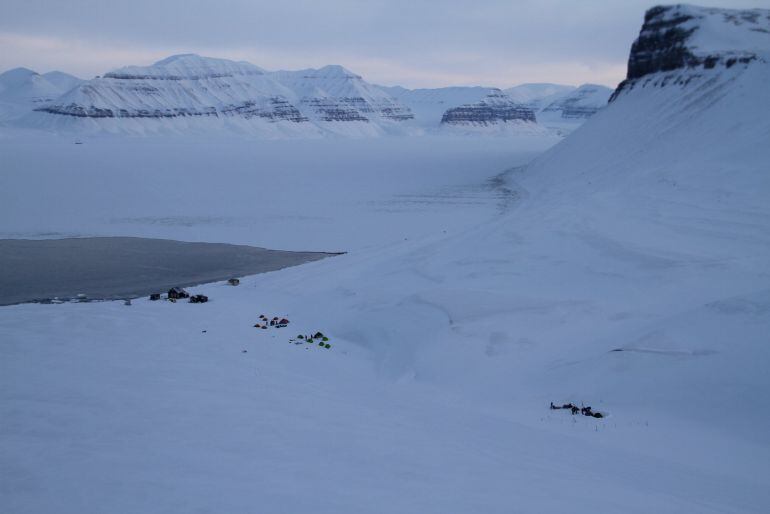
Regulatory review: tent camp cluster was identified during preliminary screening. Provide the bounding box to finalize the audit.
[291,332,331,349]
[254,314,290,329]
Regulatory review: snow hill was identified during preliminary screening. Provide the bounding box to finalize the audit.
[0,68,82,122]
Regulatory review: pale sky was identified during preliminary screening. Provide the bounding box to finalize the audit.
[2,0,769,88]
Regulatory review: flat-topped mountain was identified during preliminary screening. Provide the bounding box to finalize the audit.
[440,90,536,126]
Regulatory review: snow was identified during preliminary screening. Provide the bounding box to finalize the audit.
[653,4,770,58]
[2,5,770,513]
[0,134,557,250]
[384,85,499,126]
[504,82,576,108]
[536,83,613,132]
[107,53,266,79]
[40,71,83,92]
[0,67,75,122]
[2,57,609,137]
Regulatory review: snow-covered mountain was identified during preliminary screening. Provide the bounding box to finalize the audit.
[18,54,417,137]
[539,84,612,119]
[501,82,613,133]
[512,2,770,440]
[383,86,500,126]
[4,54,605,137]
[0,67,82,122]
[384,83,610,134]
[271,66,413,125]
[439,90,536,126]
[504,83,576,110]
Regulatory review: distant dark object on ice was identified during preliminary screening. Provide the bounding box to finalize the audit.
[124,299,132,306]
[168,287,189,299]
[149,293,161,301]
[189,294,208,303]
[550,402,604,419]
[228,278,240,286]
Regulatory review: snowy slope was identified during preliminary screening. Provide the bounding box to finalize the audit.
[510,3,770,430]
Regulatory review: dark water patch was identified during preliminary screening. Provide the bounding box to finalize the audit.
[0,237,340,306]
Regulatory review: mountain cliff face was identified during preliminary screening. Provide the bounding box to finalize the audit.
[613,4,770,99]
[440,91,536,126]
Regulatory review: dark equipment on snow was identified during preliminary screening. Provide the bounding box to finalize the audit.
[168,287,190,300]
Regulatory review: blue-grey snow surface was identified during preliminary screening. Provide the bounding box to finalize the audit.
[2,5,770,513]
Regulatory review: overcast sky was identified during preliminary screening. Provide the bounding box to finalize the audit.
[2,0,769,88]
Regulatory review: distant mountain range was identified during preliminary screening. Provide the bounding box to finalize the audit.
[0,54,612,137]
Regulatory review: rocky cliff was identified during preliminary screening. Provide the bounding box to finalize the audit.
[612,4,770,99]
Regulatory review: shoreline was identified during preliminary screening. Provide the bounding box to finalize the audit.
[0,237,342,306]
